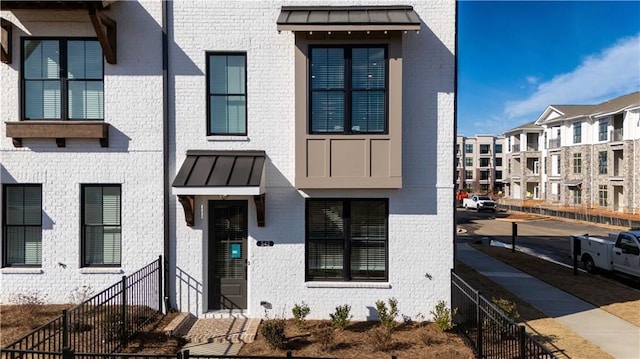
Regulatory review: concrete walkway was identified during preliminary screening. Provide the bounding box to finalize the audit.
[457,241,640,359]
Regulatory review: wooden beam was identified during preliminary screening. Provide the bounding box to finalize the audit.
[87,3,116,64]
[178,195,195,227]
[5,121,110,147]
[254,194,266,227]
[1,18,12,64]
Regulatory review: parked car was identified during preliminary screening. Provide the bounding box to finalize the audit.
[462,195,496,212]
[571,230,640,278]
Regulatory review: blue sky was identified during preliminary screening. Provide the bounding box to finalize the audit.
[457,0,640,136]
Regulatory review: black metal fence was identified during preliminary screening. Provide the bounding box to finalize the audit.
[3,256,163,354]
[0,349,340,359]
[451,271,557,359]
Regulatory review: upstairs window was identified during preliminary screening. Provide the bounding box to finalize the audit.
[465,158,473,167]
[495,158,503,167]
[2,185,42,267]
[495,144,503,153]
[465,144,473,153]
[81,185,121,267]
[573,153,582,174]
[310,46,387,134]
[598,151,608,175]
[599,119,608,141]
[207,53,247,135]
[479,158,490,167]
[22,39,103,120]
[465,170,473,179]
[573,122,582,143]
[479,144,490,154]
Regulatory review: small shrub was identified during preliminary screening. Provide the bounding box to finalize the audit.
[367,326,394,351]
[492,297,520,321]
[260,318,287,350]
[430,300,457,332]
[10,291,48,329]
[312,323,335,350]
[375,297,399,332]
[292,302,311,329]
[69,285,95,304]
[329,304,352,330]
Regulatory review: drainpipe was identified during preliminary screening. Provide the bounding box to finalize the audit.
[162,0,171,312]
[634,125,637,214]
[452,0,459,271]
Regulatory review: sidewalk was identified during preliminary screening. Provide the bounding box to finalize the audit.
[457,241,640,359]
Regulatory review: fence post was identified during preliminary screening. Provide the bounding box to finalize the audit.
[62,347,74,359]
[121,275,128,347]
[511,222,517,253]
[158,255,164,313]
[183,349,190,359]
[518,325,526,359]
[476,290,483,359]
[62,309,69,349]
[286,350,293,358]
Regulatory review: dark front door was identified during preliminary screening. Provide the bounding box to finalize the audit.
[208,200,247,310]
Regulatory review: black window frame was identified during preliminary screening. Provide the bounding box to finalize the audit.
[308,45,388,135]
[20,37,104,121]
[465,170,473,179]
[305,198,389,282]
[495,157,503,167]
[479,144,490,154]
[81,184,122,267]
[2,184,42,267]
[479,158,490,167]
[206,52,248,136]
[495,144,503,154]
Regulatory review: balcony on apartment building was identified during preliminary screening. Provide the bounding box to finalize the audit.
[610,128,623,142]
[548,138,561,149]
[511,144,520,153]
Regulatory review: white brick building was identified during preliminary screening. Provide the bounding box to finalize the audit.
[2,0,456,322]
[1,1,165,302]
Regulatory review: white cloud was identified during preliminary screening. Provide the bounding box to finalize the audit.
[526,76,538,85]
[504,34,640,120]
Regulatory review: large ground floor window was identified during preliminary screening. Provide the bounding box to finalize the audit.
[306,199,388,281]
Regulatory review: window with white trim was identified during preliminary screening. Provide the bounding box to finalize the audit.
[2,185,42,267]
[81,185,121,267]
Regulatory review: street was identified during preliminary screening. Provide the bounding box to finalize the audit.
[456,208,619,267]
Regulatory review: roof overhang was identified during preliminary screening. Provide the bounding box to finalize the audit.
[172,150,266,196]
[276,6,421,32]
[564,179,582,187]
[1,1,117,64]
[172,150,267,227]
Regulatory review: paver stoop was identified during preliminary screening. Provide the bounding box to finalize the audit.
[164,312,197,337]
[181,317,261,345]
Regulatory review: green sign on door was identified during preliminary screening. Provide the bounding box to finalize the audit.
[230,243,241,259]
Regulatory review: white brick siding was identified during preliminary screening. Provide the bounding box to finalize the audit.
[170,1,456,320]
[0,1,165,303]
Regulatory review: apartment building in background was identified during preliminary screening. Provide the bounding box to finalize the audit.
[503,122,544,200]
[456,135,505,194]
[534,92,640,214]
[2,0,457,321]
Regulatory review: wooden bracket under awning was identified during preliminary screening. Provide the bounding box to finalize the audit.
[87,2,116,64]
[1,18,12,64]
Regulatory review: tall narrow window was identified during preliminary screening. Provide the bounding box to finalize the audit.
[599,119,608,141]
[495,144,503,154]
[207,53,247,135]
[2,185,42,267]
[598,185,608,207]
[573,153,582,174]
[573,122,582,143]
[22,39,103,120]
[306,199,387,281]
[82,185,121,266]
[310,46,387,134]
[598,151,608,175]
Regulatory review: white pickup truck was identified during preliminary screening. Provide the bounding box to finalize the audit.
[462,195,496,212]
[571,230,640,278]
